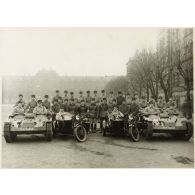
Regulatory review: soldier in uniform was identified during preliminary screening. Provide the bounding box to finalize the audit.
[126,93,132,108]
[129,97,140,116]
[63,98,69,112]
[167,98,176,108]
[58,96,64,109]
[43,95,51,110]
[98,97,109,132]
[77,99,88,117]
[116,91,125,106]
[107,91,115,105]
[149,96,157,107]
[14,94,26,108]
[119,99,129,120]
[93,90,99,106]
[33,99,47,115]
[87,98,98,132]
[52,90,62,104]
[63,90,69,102]
[134,94,140,105]
[139,96,148,109]
[52,99,60,114]
[100,90,107,103]
[12,101,25,115]
[69,92,75,103]
[26,94,37,113]
[157,96,166,110]
[77,91,85,107]
[68,98,77,115]
[85,91,92,107]
[142,100,159,115]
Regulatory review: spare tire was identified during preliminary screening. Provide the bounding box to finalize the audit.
[129,124,140,142]
[4,123,15,143]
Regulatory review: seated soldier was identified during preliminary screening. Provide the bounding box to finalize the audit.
[43,95,51,110]
[142,100,159,115]
[26,94,37,113]
[167,98,176,108]
[139,96,148,109]
[157,96,166,110]
[14,94,26,108]
[165,102,179,116]
[33,99,47,115]
[109,106,124,121]
[56,108,65,121]
[12,101,25,115]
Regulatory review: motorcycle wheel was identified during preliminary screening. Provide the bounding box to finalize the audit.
[129,124,140,142]
[74,125,87,142]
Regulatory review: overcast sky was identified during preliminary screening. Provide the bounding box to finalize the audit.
[0,28,159,76]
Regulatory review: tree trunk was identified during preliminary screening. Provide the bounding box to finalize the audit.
[186,80,192,118]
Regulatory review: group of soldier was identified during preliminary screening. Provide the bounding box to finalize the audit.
[13,89,178,132]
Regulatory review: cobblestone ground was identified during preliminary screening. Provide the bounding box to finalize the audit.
[1,105,194,168]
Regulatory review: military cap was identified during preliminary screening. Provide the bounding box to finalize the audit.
[18,94,23,97]
[109,91,114,94]
[132,97,136,101]
[94,90,97,93]
[70,92,74,95]
[44,95,49,98]
[126,92,130,96]
[149,100,154,104]
[86,91,90,93]
[141,95,146,99]
[64,90,68,93]
[58,96,63,100]
[79,91,83,94]
[118,91,122,94]
[103,97,107,101]
[81,99,85,102]
[54,99,58,102]
[101,90,105,93]
[91,98,95,101]
[112,99,116,102]
[31,94,36,98]
[56,90,59,93]
[64,98,68,101]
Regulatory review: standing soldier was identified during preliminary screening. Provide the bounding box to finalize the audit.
[93,90,99,106]
[126,93,132,108]
[26,94,37,113]
[69,92,75,103]
[77,91,85,107]
[139,96,148,109]
[100,90,107,103]
[85,90,92,107]
[43,95,51,110]
[116,91,125,106]
[77,99,88,117]
[52,90,62,104]
[68,98,77,115]
[52,99,60,114]
[129,97,140,116]
[107,91,115,105]
[58,96,64,109]
[63,99,69,112]
[63,90,69,102]
[98,97,109,132]
[87,98,98,132]
[14,94,26,108]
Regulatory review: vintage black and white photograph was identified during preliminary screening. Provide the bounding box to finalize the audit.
[0,27,194,168]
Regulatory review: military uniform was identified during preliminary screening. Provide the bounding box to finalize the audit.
[93,95,99,105]
[63,103,69,112]
[85,95,92,107]
[139,100,148,109]
[126,96,132,107]
[77,96,85,106]
[26,100,37,113]
[33,105,47,115]
[157,100,166,109]
[15,100,26,108]
[107,95,115,105]
[12,106,25,115]
[77,104,88,117]
[68,103,77,115]
[98,102,109,130]
[116,95,125,106]
[129,102,139,116]
[43,99,51,110]
[52,102,60,114]
[52,95,62,104]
